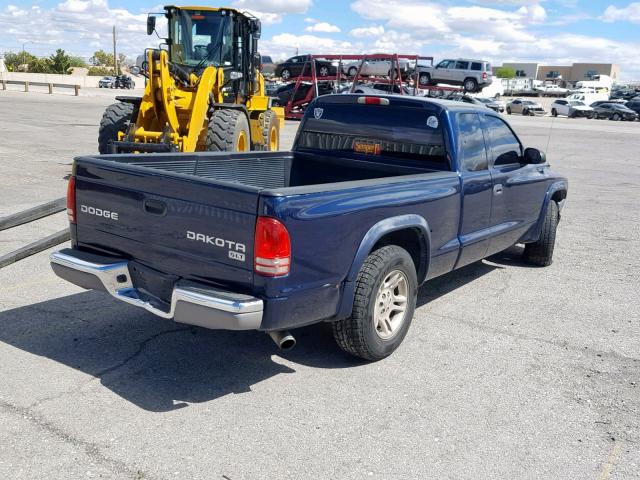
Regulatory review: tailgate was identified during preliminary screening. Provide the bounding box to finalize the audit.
[73,157,258,289]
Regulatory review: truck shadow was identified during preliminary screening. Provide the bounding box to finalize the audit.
[0,253,526,412]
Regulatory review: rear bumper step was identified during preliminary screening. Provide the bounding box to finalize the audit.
[50,248,263,330]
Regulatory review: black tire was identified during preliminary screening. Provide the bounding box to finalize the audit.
[418,73,431,86]
[612,113,621,121]
[506,107,511,115]
[261,110,279,151]
[463,77,478,92]
[523,108,529,116]
[98,102,134,154]
[280,68,291,80]
[348,66,358,77]
[551,108,557,117]
[592,112,598,120]
[332,245,418,361]
[523,201,558,267]
[206,109,251,152]
[318,65,329,77]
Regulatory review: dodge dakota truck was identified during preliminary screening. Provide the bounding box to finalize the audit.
[50,94,568,360]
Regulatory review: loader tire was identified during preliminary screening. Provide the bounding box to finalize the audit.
[206,109,250,152]
[262,110,280,151]
[98,102,134,154]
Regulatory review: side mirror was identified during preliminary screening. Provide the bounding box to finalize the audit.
[147,15,156,36]
[129,66,140,75]
[523,147,546,165]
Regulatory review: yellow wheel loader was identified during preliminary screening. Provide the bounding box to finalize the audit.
[98,6,283,154]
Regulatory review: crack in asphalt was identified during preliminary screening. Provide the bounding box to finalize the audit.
[27,327,191,410]
[0,398,157,480]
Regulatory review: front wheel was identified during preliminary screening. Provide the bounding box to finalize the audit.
[280,68,291,80]
[98,102,134,154]
[592,112,599,120]
[318,65,329,77]
[551,109,557,117]
[206,109,250,152]
[523,108,529,116]
[506,107,512,115]
[418,73,431,86]
[332,245,417,361]
[523,201,559,267]
[612,113,621,121]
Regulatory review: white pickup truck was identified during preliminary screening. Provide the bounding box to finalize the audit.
[533,84,568,97]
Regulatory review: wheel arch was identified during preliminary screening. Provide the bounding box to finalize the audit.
[523,180,568,243]
[335,215,431,319]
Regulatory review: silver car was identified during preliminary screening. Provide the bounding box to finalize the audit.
[416,58,492,92]
[506,98,546,116]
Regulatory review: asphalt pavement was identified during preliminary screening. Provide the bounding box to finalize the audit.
[0,89,638,479]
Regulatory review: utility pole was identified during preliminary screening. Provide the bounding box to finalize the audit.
[112,25,118,75]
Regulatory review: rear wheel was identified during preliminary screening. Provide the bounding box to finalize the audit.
[98,102,134,154]
[612,113,621,121]
[551,108,557,117]
[523,201,558,267]
[318,65,330,77]
[332,245,417,361]
[206,109,250,152]
[592,112,599,119]
[419,73,431,86]
[506,107,512,115]
[463,77,478,92]
[523,108,529,116]
[261,110,279,151]
[280,68,291,80]
[348,66,358,77]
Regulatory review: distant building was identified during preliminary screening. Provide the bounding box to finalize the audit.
[496,62,620,86]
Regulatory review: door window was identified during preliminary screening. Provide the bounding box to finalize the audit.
[470,62,482,71]
[458,113,488,171]
[437,60,452,68]
[455,61,469,70]
[482,115,522,166]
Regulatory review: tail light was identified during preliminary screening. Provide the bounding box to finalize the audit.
[482,72,487,80]
[66,176,76,224]
[254,217,290,276]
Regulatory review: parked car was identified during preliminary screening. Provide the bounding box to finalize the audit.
[534,84,568,97]
[114,75,135,89]
[416,58,492,92]
[342,58,409,78]
[275,55,336,80]
[98,76,116,88]
[550,99,593,118]
[50,94,567,361]
[506,99,545,116]
[473,96,506,113]
[625,100,640,115]
[351,83,414,95]
[261,56,276,77]
[591,103,639,121]
[272,82,334,107]
[589,99,624,108]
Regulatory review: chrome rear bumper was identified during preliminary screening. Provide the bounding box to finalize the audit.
[50,249,263,330]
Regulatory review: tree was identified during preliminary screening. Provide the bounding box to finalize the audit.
[495,66,516,79]
[68,55,88,68]
[49,48,72,74]
[28,57,54,73]
[90,49,114,67]
[3,51,36,71]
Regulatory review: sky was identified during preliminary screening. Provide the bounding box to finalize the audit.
[0,0,639,79]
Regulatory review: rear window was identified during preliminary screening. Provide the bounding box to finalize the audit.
[297,102,447,167]
[471,62,482,71]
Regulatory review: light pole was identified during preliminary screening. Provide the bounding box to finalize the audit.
[21,41,34,70]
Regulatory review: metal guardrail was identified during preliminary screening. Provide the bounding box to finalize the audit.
[0,197,70,269]
[0,79,81,96]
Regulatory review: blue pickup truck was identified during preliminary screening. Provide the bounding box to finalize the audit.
[51,94,567,360]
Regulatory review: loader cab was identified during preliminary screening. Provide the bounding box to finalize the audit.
[156,6,261,102]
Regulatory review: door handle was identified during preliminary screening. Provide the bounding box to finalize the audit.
[143,199,167,216]
[493,184,504,195]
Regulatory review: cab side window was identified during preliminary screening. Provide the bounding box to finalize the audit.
[482,115,522,166]
[458,113,488,171]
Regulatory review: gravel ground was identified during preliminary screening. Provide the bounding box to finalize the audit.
[0,90,638,480]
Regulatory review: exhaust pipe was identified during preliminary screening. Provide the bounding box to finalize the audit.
[268,330,296,350]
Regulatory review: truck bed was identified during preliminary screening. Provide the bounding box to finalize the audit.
[92,150,441,191]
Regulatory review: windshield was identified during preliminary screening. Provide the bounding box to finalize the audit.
[169,9,233,67]
[476,98,491,104]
